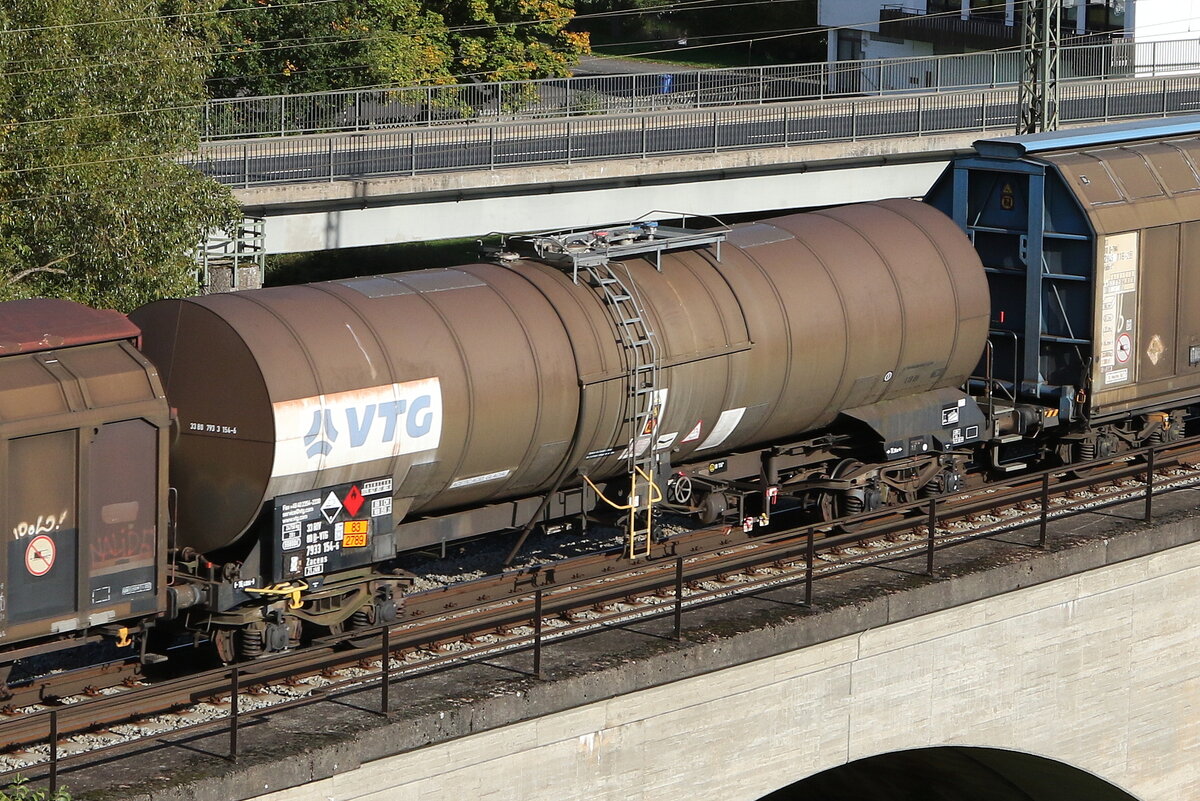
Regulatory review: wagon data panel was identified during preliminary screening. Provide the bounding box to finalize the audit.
[272,477,394,584]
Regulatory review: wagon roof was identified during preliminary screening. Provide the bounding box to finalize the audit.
[0,298,139,355]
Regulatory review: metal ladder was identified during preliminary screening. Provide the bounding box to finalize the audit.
[582,260,663,557]
[494,218,726,558]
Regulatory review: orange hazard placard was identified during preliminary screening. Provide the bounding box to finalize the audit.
[342,519,369,547]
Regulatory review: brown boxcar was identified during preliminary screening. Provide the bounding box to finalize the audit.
[0,299,169,655]
[927,116,1200,459]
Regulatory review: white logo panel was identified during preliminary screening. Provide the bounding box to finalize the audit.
[271,378,442,478]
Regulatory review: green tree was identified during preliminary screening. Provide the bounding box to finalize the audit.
[0,0,241,311]
[208,0,588,98]
[210,0,456,96]
[441,0,590,82]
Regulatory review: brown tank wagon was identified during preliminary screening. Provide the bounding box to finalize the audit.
[132,199,989,568]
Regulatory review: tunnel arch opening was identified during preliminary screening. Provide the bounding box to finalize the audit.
[760,746,1139,801]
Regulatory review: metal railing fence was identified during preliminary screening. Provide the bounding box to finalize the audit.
[189,73,1200,188]
[201,38,1200,141]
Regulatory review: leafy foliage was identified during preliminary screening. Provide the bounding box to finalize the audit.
[445,0,589,82]
[209,0,588,97]
[0,776,71,801]
[210,0,455,95]
[0,0,241,310]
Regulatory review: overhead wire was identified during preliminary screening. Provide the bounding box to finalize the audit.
[0,0,1039,77]
[0,0,1154,72]
[0,0,854,135]
[0,0,751,60]
[0,0,1113,92]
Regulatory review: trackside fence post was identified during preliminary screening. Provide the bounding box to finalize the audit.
[674,557,684,640]
[533,588,543,679]
[1145,446,1156,522]
[804,529,814,607]
[1039,472,1050,548]
[926,499,937,576]
[49,709,58,795]
[230,666,239,762]
[381,624,391,716]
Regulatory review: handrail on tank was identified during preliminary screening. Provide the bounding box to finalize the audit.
[490,211,729,282]
[583,467,663,559]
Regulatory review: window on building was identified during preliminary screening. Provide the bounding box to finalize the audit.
[969,0,1005,21]
[837,29,864,61]
[1086,0,1125,33]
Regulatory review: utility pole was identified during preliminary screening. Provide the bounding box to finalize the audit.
[1017,0,1062,134]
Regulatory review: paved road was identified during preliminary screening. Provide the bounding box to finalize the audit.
[573,55,699,76]
[190,75,1200,188]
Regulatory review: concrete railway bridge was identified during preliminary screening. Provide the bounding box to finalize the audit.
[209,74,1200,255]
[124,489,1200,801]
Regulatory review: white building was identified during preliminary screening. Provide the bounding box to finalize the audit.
[818,1,1198,65]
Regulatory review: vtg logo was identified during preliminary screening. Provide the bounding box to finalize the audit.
[271,378,443,478]
[303,395,437,458]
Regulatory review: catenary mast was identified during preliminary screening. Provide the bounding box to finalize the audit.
[1018,0,1062,134]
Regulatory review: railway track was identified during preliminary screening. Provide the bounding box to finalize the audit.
[2,441,1198,784]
